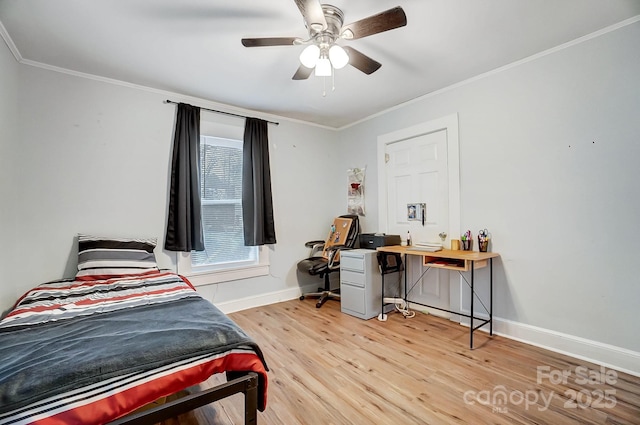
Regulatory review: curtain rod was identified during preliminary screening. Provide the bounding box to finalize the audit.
[165,100,279,126]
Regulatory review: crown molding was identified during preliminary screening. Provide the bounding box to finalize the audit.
[0,20,22,62]
[340,14,640,131]
[3,13,638,131]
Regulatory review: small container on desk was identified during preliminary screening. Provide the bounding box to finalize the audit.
[478,238,489,252]
[461,239,472,251]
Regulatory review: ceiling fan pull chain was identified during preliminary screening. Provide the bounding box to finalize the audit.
[322,76,327,97]
[332,69,336,92]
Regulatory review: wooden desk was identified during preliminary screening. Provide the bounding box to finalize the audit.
[376,246,500,349]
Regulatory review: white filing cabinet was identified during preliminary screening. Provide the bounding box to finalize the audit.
[340,249,394,320]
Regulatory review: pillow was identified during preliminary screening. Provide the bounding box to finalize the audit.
[76,234,159,277]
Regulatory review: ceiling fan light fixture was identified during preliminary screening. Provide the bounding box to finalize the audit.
[329,45,349,69]
[299,44,320,68]
[315,57,332,77]
[242,3,408,83]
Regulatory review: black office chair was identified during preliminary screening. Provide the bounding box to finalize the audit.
[298,214,360,308]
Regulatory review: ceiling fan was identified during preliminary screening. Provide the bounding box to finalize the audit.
[241,1,407,80]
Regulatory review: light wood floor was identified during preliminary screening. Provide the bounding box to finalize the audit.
[163,299,640,425]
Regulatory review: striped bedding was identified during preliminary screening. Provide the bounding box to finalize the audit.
[0,272,268,425]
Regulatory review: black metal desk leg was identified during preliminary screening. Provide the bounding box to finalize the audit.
[404,254,408,316]
[490,258,493,336]
[381,272,385,318]
[470,261,474,349]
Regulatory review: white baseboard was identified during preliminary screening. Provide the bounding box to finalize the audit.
[459,312,640,377]
[214,284,317,314]
[217,291,640,377]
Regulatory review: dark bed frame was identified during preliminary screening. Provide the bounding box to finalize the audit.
[108,372,259,425]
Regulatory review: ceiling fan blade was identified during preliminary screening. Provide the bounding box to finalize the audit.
[292,65,313,80]
[343,46,381,75]
[341,6,407,40]
[241,37,300,47]
[294,0,327,31]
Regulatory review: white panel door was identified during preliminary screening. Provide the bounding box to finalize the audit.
[385,130,450,314]
[385,131,448,241]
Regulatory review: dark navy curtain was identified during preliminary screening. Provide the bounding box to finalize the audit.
[242,117,277,246]
[165,103,205,251]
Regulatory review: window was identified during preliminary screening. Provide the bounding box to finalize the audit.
[177,135,269,285]
[194,136,255,268]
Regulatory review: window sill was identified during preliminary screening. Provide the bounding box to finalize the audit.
[176,246,270,287]
[182,263,270,287]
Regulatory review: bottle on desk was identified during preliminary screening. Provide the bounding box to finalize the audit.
[406,231,412,246]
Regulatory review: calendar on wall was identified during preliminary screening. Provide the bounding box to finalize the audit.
[347,167,365,216]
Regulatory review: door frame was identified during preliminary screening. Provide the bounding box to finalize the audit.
[376,113,462,318]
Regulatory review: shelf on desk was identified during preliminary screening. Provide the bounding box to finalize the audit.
[423,257,487,271]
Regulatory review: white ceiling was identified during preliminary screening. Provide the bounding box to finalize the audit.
[1,0,639,128]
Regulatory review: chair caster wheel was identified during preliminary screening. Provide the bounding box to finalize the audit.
[299,296,305,300]
[316,303,322,308]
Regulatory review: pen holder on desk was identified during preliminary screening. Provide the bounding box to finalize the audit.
[461,239,472,251]
[478,238,489,252]
[451,239,460,250]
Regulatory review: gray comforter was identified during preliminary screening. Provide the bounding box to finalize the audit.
[0,292,267,416]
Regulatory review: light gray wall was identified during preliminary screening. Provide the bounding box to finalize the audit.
[0,57,342,312]
[338,22,640,352]
[0,39,20,311]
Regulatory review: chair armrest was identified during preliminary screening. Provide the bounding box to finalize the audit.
[305,240,326,257]
[304,240,325,248]
[326,245,352,269]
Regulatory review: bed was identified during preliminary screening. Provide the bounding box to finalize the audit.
[0,235,269,425]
